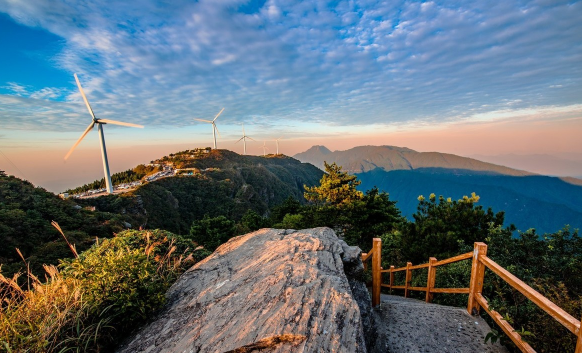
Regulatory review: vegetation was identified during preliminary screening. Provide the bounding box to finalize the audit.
[379,192,581,353]
[2,149,581,353]
[0,228,210,352]
[0,172,141,278]
[65,164,161,194]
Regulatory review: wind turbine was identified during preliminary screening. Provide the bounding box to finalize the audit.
[235,123,255,155]
[194,108,224,149]
[65,74,144,194]
[274,137,283,155]
[262,141,269,156]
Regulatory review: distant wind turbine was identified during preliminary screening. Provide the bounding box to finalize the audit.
[235,123,255,155]
[65,74,144,194]
[274,137,283,155]
[194,108,224,149]
[262,141,269,156]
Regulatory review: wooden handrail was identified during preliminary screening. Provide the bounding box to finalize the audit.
[361,239,582,353]
[435,252,472,266]
[475,293,536,353]
[480,256,580,335]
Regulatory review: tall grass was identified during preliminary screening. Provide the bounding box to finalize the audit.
[0,226,209,352]
[0,265,108,352]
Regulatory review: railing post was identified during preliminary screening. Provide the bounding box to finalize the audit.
[389,265,395,293]
[467,242,488,315]
[576,314,582,353]
[404,262,412,298]
[426,257,437,303]
[372,238,382,307]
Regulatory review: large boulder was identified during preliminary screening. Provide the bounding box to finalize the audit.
[117,227,372,353]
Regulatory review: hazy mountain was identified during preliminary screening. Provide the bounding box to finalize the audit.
[294,145,582,234]
[469,153,582,179]
[295,145,533,176]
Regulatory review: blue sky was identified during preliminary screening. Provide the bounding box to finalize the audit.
[1,0,582,191]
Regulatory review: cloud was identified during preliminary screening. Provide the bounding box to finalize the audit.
[0,0,580,132]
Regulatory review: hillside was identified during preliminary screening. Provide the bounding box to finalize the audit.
[78,149,324,235]
[0,172,142,277]
[294,146,582,234]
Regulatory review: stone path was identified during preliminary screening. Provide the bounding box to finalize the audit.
[371,294,508,353]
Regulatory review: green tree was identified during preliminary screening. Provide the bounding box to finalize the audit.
[236,209,267,234]
[394,192,510,263]
[304,162,363,206]
[188,215,236,251]
[344,187,402,249]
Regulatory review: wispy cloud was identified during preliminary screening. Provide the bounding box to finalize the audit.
[0,0,581,131]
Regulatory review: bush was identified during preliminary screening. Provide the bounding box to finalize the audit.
[0,229,209,352]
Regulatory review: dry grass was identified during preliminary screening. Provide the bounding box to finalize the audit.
[0,265,109,353]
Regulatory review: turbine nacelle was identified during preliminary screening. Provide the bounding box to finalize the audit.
[194,108,224,149]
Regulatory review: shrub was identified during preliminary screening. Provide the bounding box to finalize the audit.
[0,229,209,352]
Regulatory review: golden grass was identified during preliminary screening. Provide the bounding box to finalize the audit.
[0,265,108,353]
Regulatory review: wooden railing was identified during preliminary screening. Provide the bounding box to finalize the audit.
[361,239,582,353]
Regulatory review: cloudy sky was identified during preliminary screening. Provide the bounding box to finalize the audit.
[1,0,581,192]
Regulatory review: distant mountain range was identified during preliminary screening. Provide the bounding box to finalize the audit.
[469,153,582,180]
[294,145,582,234]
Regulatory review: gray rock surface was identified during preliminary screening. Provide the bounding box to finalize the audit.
[117,227,370,353]
[371,294,508,353]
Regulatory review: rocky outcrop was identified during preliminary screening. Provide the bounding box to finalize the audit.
[117,227,373,353]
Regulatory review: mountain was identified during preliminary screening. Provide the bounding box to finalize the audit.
[294,145,582,234]
[469,153,582,179]
[1,150,323,277]
[295,145,533,176]
[0,172,143,277]
[79,149,324,235]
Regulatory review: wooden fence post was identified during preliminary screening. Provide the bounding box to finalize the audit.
[426,257,437,303]
[467,242,488,315]
[575,314,582,353]
[372,238,382,307]
[389,265,395,293]
[404,262,412,298]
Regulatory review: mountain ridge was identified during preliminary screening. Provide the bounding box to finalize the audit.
[294,145,534,177]
[294,145,582,234]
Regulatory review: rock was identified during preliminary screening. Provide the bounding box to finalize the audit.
[117,227,370,353]
[338,240,377,351]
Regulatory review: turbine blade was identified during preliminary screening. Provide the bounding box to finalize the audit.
[235,137,244,144]
[248,137,256,141]
[214,123,222,138]
[74,74,97,121]
[99,119,144,128]
[194,118,212,123]
[213,108,225,121]
[65,122,95,160]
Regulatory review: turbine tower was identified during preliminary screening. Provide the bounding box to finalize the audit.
[274,137,283,155]
[194,108,224,149]
[262,141,269,156]
[65,74,144,194]
[235,123,255,155]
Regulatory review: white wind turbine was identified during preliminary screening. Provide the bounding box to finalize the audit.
[235,123,255,155]
[274,137,283,155]
[194,108,224,149]
[262,141,269,156]
[65,74,144,194]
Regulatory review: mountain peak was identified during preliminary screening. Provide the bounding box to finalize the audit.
[306,145,332,154]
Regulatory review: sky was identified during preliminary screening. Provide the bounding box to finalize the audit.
[0,0,581,192]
